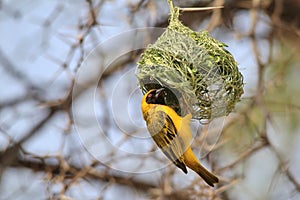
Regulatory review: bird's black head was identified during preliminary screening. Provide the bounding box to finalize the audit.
[145,88,166,105]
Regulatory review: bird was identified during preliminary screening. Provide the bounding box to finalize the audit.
[141,88,219,187]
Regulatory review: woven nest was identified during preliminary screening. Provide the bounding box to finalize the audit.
[136,3,244,120]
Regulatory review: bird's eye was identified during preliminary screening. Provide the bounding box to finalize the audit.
[148,93,153,98]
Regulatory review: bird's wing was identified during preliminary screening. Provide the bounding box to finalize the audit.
[147,110,187,173]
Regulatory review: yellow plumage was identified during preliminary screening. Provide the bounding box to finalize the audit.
[141,88,219,187]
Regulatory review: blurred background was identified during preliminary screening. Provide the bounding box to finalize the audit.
[0,0,300,199]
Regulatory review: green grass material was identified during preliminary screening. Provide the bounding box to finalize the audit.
[136,3,243,120]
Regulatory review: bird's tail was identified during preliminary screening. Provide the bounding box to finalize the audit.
[184,148,219,187]
[194,162,219,187]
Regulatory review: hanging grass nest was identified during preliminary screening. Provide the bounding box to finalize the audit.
[136,2,244,120]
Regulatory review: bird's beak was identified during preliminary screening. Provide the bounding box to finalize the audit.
[155,88,165,99]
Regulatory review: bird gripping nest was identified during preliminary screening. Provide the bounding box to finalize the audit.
[136,1,244,120]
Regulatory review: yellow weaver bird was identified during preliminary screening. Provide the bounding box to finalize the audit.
[141,88,219,187]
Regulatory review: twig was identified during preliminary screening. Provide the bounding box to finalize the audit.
[179,6,224,12]
[216,139,267,173]
[11,157,157,192]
